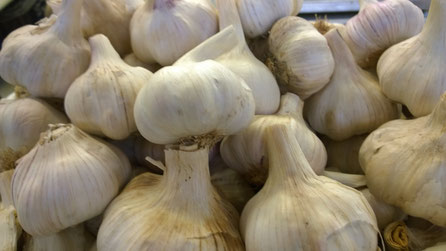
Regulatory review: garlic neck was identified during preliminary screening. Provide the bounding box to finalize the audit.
[216,0,245,42]
[358,0,378,12]
[161,145,214,208]
[421,0,446,47]
[264,125,317,190]
[51,0,84,43]
[325,29,360,72]
[89,35,123,65]
[276,93,304,120]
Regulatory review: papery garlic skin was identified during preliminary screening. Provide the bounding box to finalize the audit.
[342,0,424,68]
[12,124,131,236]
[236,0,303,38]
[134,60,255,145]
[0,206,21,251]
[377,0,446,117]
[97,145,244,251]
[305,29,398,141]
[241,124,379,251]
[0,98,68,152]
[65,34,152,140]
[269,16,335,99]
[124,53,161,72]
[221,93,326,186]
[130,0,218,66]
[0,0,90,98]
[360,93,446,227]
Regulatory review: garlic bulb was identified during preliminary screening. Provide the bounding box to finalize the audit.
[220,93,326,186]
[130,0,218,66]
[23,224,95,251]
[176,0,281,115]
[0,206,21,251]
[0,98,68,153]
[12,124,131,236]
[341,0,424,68]
[361,188,405,230]
[210,156,255,213]
[134,60,255,145]
[48,0,133,56]
[305,29,398,141]
[236,0,303,38]
[268,16,335,99]
[377,0,446,117]
[97,145,244,250]
[65,34,152,140]
[0,0,90,98]
[323,135,367,174]
[359,92,446,227]
[240,124,379,250]
[322,171,367,188]
[124,53,161,72]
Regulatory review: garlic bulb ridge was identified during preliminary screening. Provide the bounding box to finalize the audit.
[130,0,218,66]
[305,29,398,141]
[342,0,424,68]
[359,92,446,227]
[97,145,244,251]
[240,124,379,251]
[176,0,281,115]
[236,0,303,38]
[65,34,152,140]
[12,124,131,236]
[377,0,446,117]
[134,60,255,145]
[0,0,90,98]
[220,93,327,186]
[268,16,335,99]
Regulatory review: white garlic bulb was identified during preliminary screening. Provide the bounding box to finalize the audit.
[0,0,90,98]
[236,0,303,38]
[23,224,95,251]
[240,124,379,250]
[220,93,327,186]
[130,0,218,66]
[341,0,424,68]
[12,124,131,236]
[268,16,335,99]
[322,135,367,174]
[377,0,446,117]
[0,98,68,153]
[322,170,367,188]
[97,145,244,250]
[134,60,255,145]
[48,0,133,56]
[124,53,161,72]
[65,34,152,140]
[359,92,446,227]
[305,29,398,141]
[0,206,21,251]
[176,0,281,115]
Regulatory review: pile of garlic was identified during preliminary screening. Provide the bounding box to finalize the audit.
[0,0,445,250]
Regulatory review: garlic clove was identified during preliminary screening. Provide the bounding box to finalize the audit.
[322,134,367,174]
[220,92,326,186]
[134,60,255,146]
[97,145,244,250]
[305,29,398,141]
[359,92,446,227]
[65,34,153,140]
[176,0,281,115]
[130,0,218,66]
[0,98,68,154]
[377,0,446,117]
[0,0,90,98]
[0,206,22,251]
[48,0,133,56]
[23,224,95,251]
[236,0,303,38]
[342,0,424,68]
[124,53,162,72]
[240,124,379,250]
[268,16,335,99]
[12,124,131,236]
